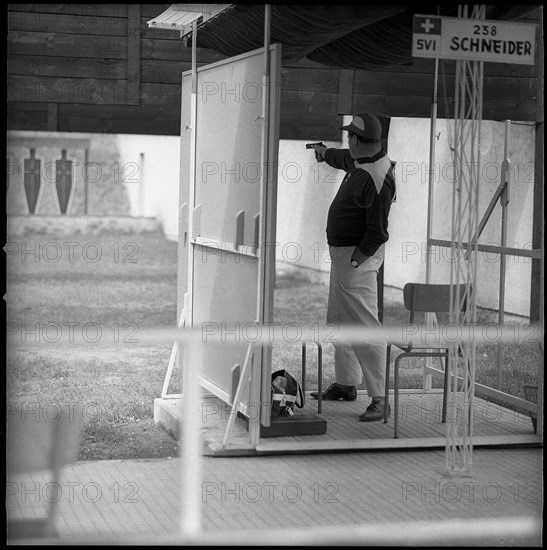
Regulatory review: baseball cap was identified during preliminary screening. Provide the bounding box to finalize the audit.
[340,113,382,141]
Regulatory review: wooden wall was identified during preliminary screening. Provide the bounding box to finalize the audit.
[7,4,541,139]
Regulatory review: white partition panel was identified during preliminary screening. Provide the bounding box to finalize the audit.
[179,45,281,423]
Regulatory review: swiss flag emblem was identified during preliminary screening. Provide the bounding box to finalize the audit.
[413,16,442,35]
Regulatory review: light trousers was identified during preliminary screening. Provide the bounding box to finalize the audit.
[326,245,386,397]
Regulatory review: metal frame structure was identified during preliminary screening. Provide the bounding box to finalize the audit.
[153,4,542,459]
[422,5,544,474]
[444,3,484,474]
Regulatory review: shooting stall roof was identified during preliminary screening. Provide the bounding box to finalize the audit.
[148,4,541,69]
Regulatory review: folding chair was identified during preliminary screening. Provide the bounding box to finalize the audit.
[7,405,83,540]
[384,283,471,438]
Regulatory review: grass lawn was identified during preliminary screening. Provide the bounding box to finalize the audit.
[6,229,540,460]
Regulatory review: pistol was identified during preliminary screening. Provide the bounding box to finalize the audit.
[305,142,325,149]
[306,142,326,162]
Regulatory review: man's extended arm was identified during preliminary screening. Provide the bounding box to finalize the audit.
[311,145,353,172]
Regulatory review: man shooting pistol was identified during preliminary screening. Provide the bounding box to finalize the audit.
[306,114,397,424]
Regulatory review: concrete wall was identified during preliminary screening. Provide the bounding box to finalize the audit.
[386,118,535,316]
[274,139,343,283]
[6,130,181,240]
[8,121,536,317]
[116,134,180,240]
[115,120,536,316]
[6,131,131,217]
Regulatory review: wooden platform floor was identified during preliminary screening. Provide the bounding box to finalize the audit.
[154,389,541,456]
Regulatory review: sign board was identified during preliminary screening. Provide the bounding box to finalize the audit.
[412,15,536,65]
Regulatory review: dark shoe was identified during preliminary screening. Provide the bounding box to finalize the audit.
[359,400,390,422]
[310,383,357,401]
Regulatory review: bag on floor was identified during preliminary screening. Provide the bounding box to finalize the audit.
[271,370,304,417]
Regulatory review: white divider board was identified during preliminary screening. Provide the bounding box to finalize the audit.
[192,247,259,397]
[179,45,281,411]
[177,76,192,322]
[194,54,266,245]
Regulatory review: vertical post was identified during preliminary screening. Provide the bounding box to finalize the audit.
[257,4,271,324]
[139,152,145,216]
[186,20,198,329]
[496,120,510,389]
[179,336,202,538]
[530,6,544,323]
[248,347,262,444]
[423,56,440,391]
[179,19,201,540]
[84,148,89,215]
[445,3,482,476]
[47,103,58,131]
[425,57,439,285]
[127,4,141,105]
[533,6,544,439]
[253,3,272,436]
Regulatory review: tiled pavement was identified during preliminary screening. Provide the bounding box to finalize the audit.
[6,447,543,545]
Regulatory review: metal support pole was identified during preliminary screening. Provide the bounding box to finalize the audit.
[496,120,511,389]
[425,57,439,285]
[533,6,544,438]
[186,21,198,330]
[179,19,201,539]
[139,152,145,216]
[423,57,440,391]
[251,3,272,439]
[179,336,202,537]
[84,148,89,215]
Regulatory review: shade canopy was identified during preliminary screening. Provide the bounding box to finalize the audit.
[150,4,540,69]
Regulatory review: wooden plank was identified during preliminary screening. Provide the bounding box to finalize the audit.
[141,59,193,84]
[7,31,128,59]
[46,103,57,131]
[8,53,538,108]
[337,69,354,115]
[8,6,193,39]
[58,102,181,121]
[7,102,48,130]
[352,58,538,78]
[286,56,537,79]
[7,76,180,107]
[127,4,141,105]
[8,75,130,104]
[281,66,340,93]
[351,93,537,121]
[58,102,181,120]
[279,115,341,141]
[281,91,339,115]
[9,4,129,17]
[143,58,244,84]
[141,40,226,62]
[141,82,181,105]
[56,114,180,135]
[8,10,127,36]
[352,72,537,103]
[8,55,127,80]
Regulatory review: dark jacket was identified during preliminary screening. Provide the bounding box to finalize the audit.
[325,148,396,256]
